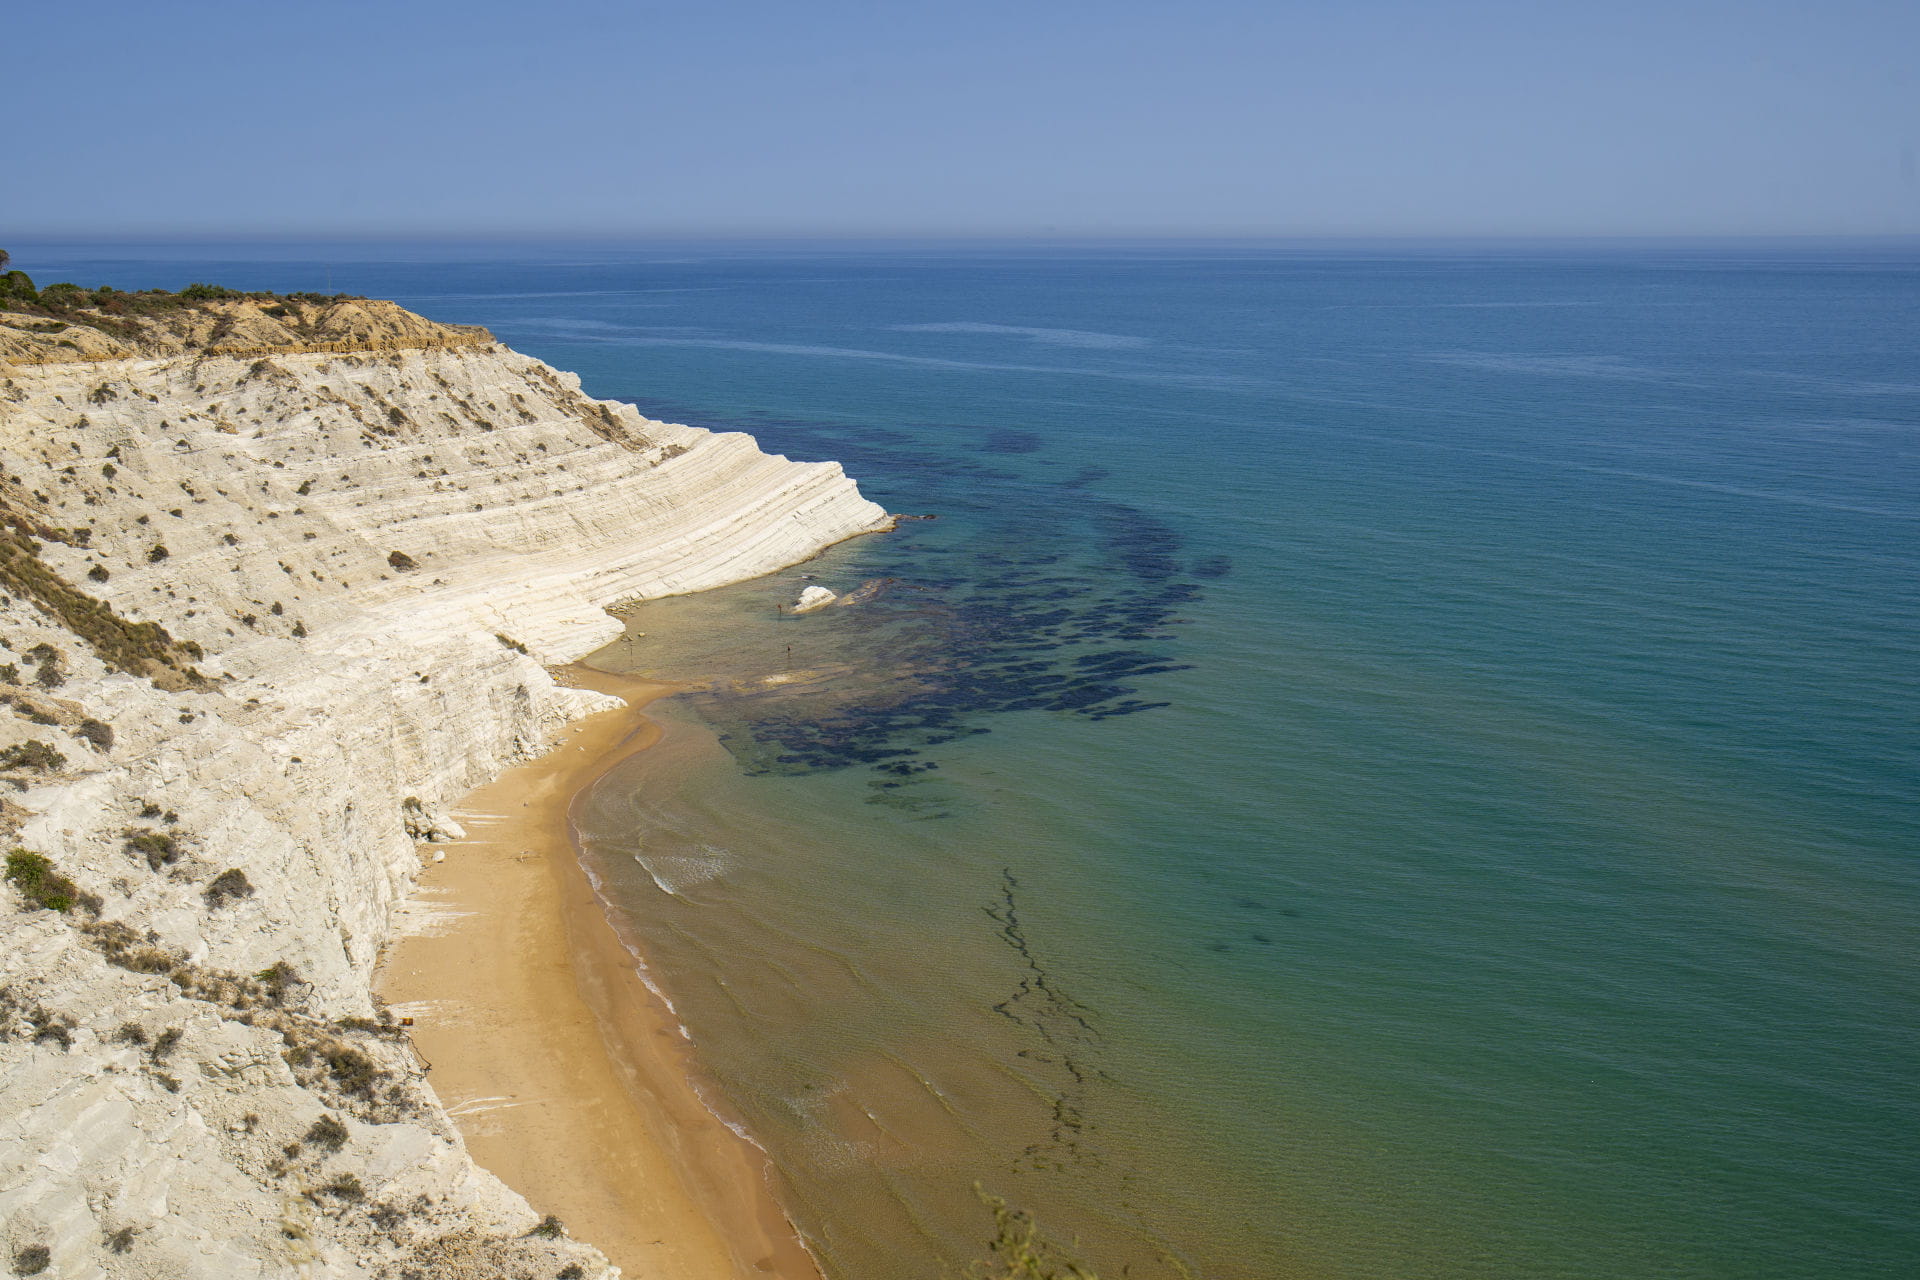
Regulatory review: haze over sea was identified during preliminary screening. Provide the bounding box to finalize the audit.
[20,239,1918,1279]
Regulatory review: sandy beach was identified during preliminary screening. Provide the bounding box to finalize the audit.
[379,666,820,1280]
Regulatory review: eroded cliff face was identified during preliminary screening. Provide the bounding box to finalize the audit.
[0,308,889,1278]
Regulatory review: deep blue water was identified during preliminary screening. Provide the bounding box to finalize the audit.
[16,239,1919,1278]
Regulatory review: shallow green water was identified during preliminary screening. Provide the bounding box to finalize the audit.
[547,241,1918,1280]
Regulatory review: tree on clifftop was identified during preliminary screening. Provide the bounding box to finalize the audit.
[0,249,10,272]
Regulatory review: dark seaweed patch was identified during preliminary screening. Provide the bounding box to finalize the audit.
[615,400,1213,780]
[984,868,1109,1172]
[1059,467,1110,490]
[982,429,1043,454]
[1192,555,1232,579]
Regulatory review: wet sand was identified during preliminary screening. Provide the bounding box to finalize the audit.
[378,666,820,1280]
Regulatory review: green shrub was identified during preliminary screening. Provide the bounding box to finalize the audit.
[306,1113,350,1151]
[203,868,254,908]
[5,849,100,915]
[527,1215,565,1240]
[5,850,54,891]
[12,1244,50,1276]
[255,960,302,1002]
[324,1044,377,1095]
[124,827,181,870]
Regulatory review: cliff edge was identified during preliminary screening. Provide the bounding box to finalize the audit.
[0,289,492,365]
[0,293,889,1277]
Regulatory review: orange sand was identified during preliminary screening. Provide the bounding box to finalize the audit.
[379,667,820,1279]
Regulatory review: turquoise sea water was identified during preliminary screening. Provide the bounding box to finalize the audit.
[19,240,1920,1278]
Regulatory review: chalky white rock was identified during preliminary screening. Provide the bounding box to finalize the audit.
[0,307,887,1277]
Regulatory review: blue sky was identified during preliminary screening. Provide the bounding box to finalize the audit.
[8,0,1917,236]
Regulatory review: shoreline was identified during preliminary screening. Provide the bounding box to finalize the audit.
[378,665,820,1280]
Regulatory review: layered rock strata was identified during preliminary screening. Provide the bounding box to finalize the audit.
[0,302,889,1277]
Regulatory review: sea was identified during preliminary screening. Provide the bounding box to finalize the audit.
[16,238,1919,1279]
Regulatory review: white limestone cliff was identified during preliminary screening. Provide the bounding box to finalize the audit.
[0,308,889,1278]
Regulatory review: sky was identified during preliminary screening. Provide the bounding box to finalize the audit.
[7,0,1918,238]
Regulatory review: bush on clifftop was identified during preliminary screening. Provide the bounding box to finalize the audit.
[0,265,359,319]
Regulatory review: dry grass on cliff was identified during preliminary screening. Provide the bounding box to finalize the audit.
[0,517,205,688]
[1,273,492,365]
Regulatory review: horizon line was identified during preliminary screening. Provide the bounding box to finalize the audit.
[8,230,1920,246]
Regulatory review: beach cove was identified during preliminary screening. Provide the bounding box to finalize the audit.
[379,666,820,1280]
[415,241,1920,1280]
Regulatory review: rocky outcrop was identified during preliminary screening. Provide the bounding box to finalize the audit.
[0,307,889,1277]
[790,585,838,613]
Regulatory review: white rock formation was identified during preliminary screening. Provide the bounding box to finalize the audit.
[790,585,838,613]
[0,312,889,1277]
